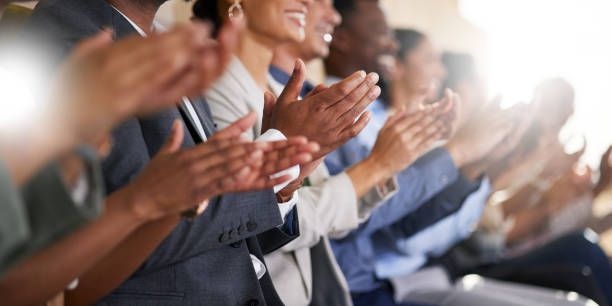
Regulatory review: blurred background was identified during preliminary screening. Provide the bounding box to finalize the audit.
[153,0,612,169]
[12,0,612,252]
[19,0,611,167]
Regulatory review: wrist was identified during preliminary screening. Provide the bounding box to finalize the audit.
[121,183,157,224]
[364,154,393,181]
[444,142,466,167]
[347,156,389,198]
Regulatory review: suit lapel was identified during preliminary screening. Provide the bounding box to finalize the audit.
[189,96,217,138]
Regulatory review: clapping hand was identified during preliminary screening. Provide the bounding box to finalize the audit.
[264,59,381,160]
[123,113,318,221]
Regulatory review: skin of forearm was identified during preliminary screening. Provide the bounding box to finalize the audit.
[65,215,180,306]
[346,155,390,199]
[0,188,147,306]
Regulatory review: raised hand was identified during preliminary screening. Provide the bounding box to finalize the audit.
[124,113,318,221]
[50,21,241,144]
[445,97,517,168]
[265,59,381,159]
[368,108,445,178]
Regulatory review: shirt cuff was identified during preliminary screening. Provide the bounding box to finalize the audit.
[355,176,399,223]
[375,176,399,202]
[255,129,300,193]
[278,190,298,224]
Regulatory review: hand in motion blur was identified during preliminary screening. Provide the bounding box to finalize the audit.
[593,145,612,196]
[124,113,318,221]
[368,96,456,178]
[263,59,380,160]
[445,95,518,168]
[51,21,240,143]
[1,21,241,185]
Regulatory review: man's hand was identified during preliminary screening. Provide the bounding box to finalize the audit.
[264,59,381,159]
[50,21,241,145]
[124,113,318,222]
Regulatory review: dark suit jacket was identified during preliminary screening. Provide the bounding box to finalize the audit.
[23,0,297,304]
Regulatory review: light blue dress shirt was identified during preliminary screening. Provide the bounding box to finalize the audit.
[374,177,491,279]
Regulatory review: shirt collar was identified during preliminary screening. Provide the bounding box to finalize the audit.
[269,65,315,97]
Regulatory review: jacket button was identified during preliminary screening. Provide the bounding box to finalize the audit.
[238,224,248,235]
[247,221,258,232]
[228,228,237,240]
[247,299,259,306]
[218,232,228,243]
[231,240,243,248]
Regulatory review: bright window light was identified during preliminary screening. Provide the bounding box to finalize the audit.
[459,0,612,167]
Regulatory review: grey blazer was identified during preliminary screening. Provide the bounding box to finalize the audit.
[23,0,298,304]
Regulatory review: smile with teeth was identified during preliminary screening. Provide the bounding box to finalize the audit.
[286,12,306,27]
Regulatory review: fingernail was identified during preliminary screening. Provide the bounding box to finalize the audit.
[369,86,381,99]
[368,73,379,85]
[356,70,366,80]
[293,59,301,73]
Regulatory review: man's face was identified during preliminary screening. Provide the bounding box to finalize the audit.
[341,0,398,73]
[298,0,341,60]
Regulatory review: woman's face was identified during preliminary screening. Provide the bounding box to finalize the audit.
[242,0,312,45]
[400,38,446,99]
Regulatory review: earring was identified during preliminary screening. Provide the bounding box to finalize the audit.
[228,0,244,21]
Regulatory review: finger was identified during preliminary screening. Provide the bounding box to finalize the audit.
[276,59,306,105]
[303,84,328,99]
[262,91,277,133]
[188,137,267,161]
[336,85,380,128]
[236,174,294,192]
[71,29,114,58]
[158,120,185,154]
[406,120,443,146]
[211,112,258,140]
[313,70,366,108]
[390,110,431,134]
[338,111,372,143]
[191,144,264,173]
[261,152,313,175]
[192,150,264,189]
[382,108,409,130]
[332,72,379,115]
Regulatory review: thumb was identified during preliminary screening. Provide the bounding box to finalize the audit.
[276,59,306,105]
[262,91,277,133]
[159,119,184,154]
[72,28,114,58]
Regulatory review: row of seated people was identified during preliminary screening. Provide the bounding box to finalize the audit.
[0,0,611,305]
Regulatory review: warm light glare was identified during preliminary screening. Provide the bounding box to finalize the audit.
[459,0,612,167]
[0,67,40,130]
